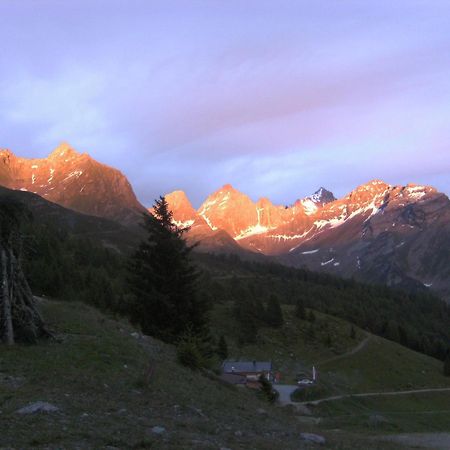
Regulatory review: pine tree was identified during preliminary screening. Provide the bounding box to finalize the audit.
[444,353,450,377]
[128,196,208,343]
[258,374,278,403]
[217,335,228,360]
[265,294,283,327]
[308,309,316,323]
[295,297,306,320]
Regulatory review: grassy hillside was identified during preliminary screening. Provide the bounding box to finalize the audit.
[211,303,450,435]
[0,299,405,449]
[212,303,449,387]
[197,253,450,364]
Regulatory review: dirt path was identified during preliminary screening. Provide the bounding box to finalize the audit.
[301,387,450,406]
[378,433,450,449]
[273,385,299,406]
[317,335,371,365]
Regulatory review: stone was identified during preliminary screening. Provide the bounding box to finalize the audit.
[234,430,243,437]
[151,426,166,435]
[256,408,267,415]
[368,414,389,426]
[16,401,59,414]
[300,432,326,445]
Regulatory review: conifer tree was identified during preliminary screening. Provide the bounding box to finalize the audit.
[444,353,450,377]
[234,290,259,346]
[217,335,228,360]
[308,309,316,323]
[295,297,306,320]
[128,196,208,343]
[258,374,278,403]
[265,294,284,327]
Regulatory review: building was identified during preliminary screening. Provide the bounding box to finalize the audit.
[222,360,273,383]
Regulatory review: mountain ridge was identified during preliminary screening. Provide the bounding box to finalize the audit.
[0,144,448,299]
[0,143,147,225]
[165,180,450,299]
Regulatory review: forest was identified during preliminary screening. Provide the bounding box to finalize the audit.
[4,198,449,362]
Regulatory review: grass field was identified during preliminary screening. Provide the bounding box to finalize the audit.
[211,302,450,436]
[0,299,408,449]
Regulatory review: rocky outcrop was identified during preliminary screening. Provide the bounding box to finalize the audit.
[165,181,450,299]
[0,143,146,225]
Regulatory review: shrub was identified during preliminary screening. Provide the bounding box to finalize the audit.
[177,337,204,370]
[258,374,279,403]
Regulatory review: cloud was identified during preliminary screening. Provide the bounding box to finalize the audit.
[0,0,449,206]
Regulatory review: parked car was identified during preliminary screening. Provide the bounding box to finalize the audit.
[297,378,314,385]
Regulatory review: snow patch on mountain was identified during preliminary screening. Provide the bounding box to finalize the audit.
[301,249,319,254]
[173,219,195,228]
[301,199,318,215]
[321,258,334,266]
[235,223,270,240]
[200,213,218,231]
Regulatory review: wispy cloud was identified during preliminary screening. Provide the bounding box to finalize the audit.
[0,0,449,206]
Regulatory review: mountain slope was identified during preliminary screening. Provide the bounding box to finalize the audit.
[0,185,140,252]
[283,181,450,297]
[0,298,402,449]
[0,143,147,224]
[166,181,450,299]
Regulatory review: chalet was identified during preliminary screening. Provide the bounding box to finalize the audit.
[221,360,273,383]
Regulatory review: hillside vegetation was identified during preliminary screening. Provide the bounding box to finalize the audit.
[196,253,450,362]
[2,191,448,364]
[210,302,450,435]
[0,299,402,450]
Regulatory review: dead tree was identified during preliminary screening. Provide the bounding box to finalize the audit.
[0,199,50,344]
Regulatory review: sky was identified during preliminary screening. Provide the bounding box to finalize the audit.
[0,0,449,207]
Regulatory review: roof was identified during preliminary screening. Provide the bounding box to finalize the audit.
[222,361,272,374]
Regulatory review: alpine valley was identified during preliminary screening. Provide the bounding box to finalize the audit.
[1,143,449,300]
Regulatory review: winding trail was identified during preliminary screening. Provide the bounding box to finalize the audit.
[378,433,450,450]
[317,335,371,365]
[300,387,450,406]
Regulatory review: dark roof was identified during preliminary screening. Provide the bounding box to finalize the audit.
[222,361,272,373]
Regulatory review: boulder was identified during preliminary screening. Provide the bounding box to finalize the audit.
[300,432,326,445]
[16,401,59,414]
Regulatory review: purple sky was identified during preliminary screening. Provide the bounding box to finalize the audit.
[1,0,449,207]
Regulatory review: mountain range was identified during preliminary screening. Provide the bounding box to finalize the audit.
[1,143,449,300]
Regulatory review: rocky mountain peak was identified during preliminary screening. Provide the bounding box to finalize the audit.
[0,148,14,163]
[309,187,336,205]
[256,197,275,208]
[165,190,191,204]
[165,190,197,223]
[0,144,146,224]
[48,142,82,162]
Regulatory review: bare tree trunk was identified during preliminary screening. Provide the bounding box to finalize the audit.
[1,248,14,344]
[0,245,50,344]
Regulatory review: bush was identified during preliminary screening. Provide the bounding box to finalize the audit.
[258,374,279,403]
[177,338,204,370]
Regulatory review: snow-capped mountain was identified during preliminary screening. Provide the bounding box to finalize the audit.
[166,181,450,299]
[0,143,448,298]
[0,143,146,224]
[166,183,339,254]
